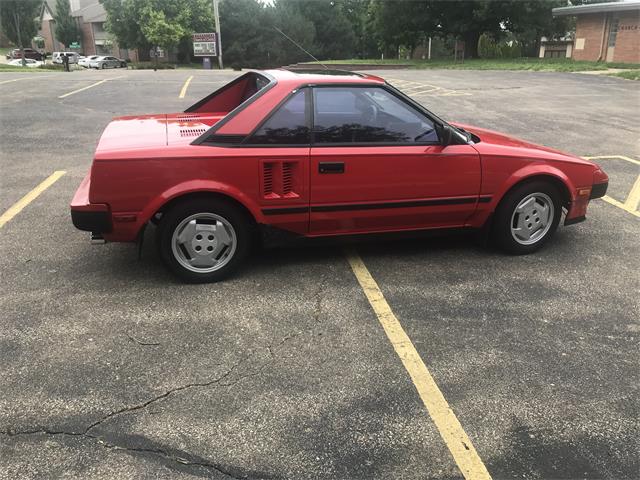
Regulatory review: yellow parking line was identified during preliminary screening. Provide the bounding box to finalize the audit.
[623,175,640,211]
[601,195,640,218]
[583,155,640,166]
[179,75,194,98]
[406,86,442,95]
[345,250,492,480]
[0,74,55,85]
[58,76,125,99]
[0,171,66,229]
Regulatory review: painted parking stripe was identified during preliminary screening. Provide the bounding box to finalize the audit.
[601,195,640,218]
[179,75,194,98]
[0,75,55,86]
[58,76,125,99]
[0,171,66,229]
[345,249,492,480]
[623,175,640,212]
[583,155,640,216]
[583,155,640,166]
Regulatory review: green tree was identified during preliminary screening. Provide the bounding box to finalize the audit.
[100,0,214,57]
[0,0,41,65]
[291,0,356,60]
[54,0,80,48]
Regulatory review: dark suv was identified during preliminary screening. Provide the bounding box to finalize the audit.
[9,48,44,61]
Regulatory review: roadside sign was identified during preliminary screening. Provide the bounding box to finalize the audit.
[149,47,165,58]
[69,42,80,49]
[193,32,217,57]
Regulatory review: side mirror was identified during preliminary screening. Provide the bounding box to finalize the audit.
[437,124,453,146]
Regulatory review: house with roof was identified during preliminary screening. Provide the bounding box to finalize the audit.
[39,0,140,60]
[553,0,640,63]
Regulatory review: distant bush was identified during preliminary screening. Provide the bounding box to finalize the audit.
[478,34,498,59]
[478,33,522,59]
[39,63,65,70]
[128,62,175,70]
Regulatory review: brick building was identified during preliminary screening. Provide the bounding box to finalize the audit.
[39,0,140,60]
[553,0,640,64]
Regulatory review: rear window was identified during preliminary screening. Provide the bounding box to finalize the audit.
[185,72,272,114]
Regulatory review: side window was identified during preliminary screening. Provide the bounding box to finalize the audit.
[246,89,309,145]
[313,87,437,144]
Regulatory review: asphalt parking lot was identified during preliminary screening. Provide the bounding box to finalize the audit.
[0,68,638,480]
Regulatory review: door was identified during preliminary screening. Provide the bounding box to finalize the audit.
[309,86,481,235]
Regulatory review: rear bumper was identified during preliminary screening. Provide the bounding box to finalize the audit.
[70,173,112,233]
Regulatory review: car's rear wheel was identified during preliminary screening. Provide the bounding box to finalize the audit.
[157,199,251,283]
[493,180,562,254]
[101,63,106,69]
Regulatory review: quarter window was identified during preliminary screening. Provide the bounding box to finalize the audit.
[313,87,437,144]
[245,89,309,145]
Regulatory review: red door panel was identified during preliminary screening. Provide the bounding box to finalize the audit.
[309,144,481,235]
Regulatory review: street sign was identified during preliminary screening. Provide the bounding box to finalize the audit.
[69,42,80,49]
[149,47,165,58]
[193,32,217,57]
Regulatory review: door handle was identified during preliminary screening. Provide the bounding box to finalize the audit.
[319,162,345,174]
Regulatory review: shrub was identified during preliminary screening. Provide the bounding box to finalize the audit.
[127,62,176,70]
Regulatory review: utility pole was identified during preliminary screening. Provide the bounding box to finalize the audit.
[213,0,223,69]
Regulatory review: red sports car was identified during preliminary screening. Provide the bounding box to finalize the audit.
[71,69,608,282]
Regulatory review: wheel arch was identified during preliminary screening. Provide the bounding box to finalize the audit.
[153,190,257,225]
[135,181,264,235]
[497,173,573,211]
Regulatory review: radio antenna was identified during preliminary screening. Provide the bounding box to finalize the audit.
[273,26,329,70]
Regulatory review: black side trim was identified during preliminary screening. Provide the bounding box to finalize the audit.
[564,215,586,226]
[71,210,112,233]
[590,182,608,199]
[262,207,309,215]
[479,196,492,203]
[311,197,477,213]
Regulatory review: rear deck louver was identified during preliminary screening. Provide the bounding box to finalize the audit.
[262,161,299,199]
[180,128,207,137]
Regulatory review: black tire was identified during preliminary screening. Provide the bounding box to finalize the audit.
[101,63,106,69]
[492,180,562,255]
[157,198,251,283]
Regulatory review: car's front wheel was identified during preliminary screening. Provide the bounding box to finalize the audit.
[101,63,106,69]
[157,199,251,283]
[493,180,562,254]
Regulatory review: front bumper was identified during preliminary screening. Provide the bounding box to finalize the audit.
[564,180,609,226]
[590,181,608,199]
[70,173,112,233]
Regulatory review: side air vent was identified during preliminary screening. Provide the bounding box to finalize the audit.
[261,161,300,199]
[263,162,274,197]
[282,162,293,195]
[180,128,207,137]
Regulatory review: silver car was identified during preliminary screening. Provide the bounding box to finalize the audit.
[89,56,126,69]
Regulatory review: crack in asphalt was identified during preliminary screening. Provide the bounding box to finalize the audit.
[0,323,321,478]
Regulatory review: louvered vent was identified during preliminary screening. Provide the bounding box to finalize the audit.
[261,161,299,199]
[180,128,207,137]
[176,114,204,122]
[282,162,293,195]
[263,162,274,196]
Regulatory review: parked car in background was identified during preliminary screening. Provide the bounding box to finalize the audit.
[78,55,100,68]
[9,48,44,61]
[88,56,127,69]
[52,52,80,64]
[71,69,609,283]
[8,58,43,68]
